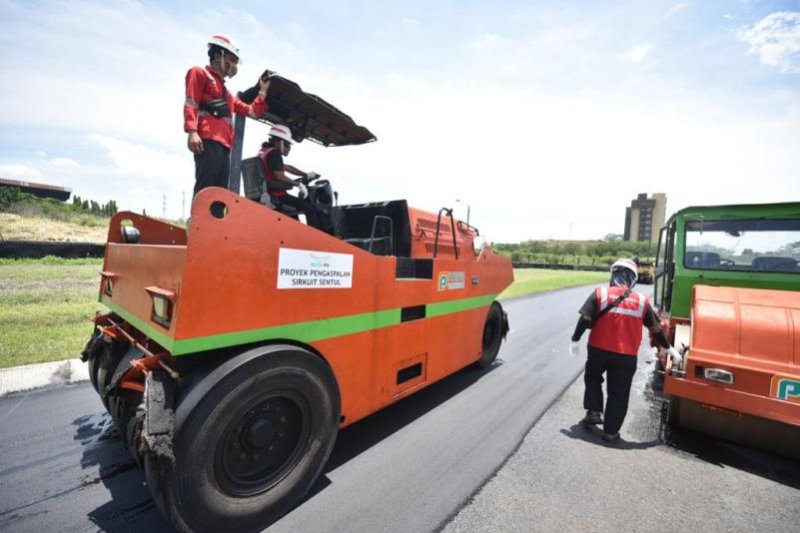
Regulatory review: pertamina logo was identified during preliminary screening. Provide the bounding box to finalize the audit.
[770,374,800,404]
[438,271,465,291]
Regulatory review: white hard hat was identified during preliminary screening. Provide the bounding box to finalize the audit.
[269,124,294,144]
[208,35,241,62]
[611,258,638,280]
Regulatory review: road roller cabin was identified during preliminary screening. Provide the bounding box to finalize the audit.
[652,202,800,459]
[81,72,513,531]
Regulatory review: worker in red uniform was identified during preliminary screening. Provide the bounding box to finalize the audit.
[184,35,270,197]
[569,258,682,442]
[257,124,320,227]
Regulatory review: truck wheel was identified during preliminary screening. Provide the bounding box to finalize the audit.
[162,348,340,532]
[478,302,505,368]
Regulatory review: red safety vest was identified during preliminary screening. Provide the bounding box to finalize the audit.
[257,146,287,197]
[183,66,267,149]
[588,286,650,356]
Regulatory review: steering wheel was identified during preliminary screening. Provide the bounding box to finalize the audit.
[309,179,330,190]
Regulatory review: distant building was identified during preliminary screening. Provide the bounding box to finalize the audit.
[624,193,666,243]
[0,177,72,202]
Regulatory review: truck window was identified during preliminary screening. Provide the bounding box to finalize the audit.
[684,219,800,273]
[654,222,676,311]
[654,227,666,309]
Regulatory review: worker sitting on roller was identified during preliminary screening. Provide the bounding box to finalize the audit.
[257,124,320,227]
[568,258,682,443]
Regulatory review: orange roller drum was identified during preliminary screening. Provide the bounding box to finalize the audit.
[665,285,800,457]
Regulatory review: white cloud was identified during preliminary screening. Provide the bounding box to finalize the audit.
[402,17,419,31]
[738,11,800,73]
[622,43,652,63]
[85,134,194,219]
[470,34,506,50]
[86,134,190,183]
[0,163,42,180]
[1,2,798,240]
[46,157,80,170]
[666,2,690,17]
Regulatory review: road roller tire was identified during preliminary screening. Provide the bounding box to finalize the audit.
[95,341,127,409]
[477,302,505,369]
[85,332,110,393]
[160,347,340,532]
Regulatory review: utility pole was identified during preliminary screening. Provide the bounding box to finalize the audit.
[456,198,471,226]
[182,191,186,221]
[162,194,167,219]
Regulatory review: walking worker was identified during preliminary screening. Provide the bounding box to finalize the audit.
[184,35,271,197]
[568,258,682,442]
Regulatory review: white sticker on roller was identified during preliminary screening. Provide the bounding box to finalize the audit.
[277,248,354,289]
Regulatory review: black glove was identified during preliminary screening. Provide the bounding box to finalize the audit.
[239,85,259,104]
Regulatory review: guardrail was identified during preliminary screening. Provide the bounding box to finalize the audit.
[0,241,611,269]
[0,240,105,259]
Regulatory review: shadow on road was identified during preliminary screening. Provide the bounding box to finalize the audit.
[74,412,172,532]
[303,360,502,501]
[646,368,800,491]
[72,360,501,530]
[662,425,800,490]
[559,423,660,450]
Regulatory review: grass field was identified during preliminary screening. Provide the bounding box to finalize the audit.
[499,269,607,299]
[0,258,104,368]
[0,212,109,243]
[0,262,606,369]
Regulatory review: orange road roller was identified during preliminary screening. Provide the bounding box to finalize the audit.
[652,203,800,458]
[81,71,513,531]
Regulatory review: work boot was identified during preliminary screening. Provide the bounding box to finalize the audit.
[581,410,603,426]
[602,432,620,443]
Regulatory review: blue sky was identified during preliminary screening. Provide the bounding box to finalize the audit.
[0,0,798,241]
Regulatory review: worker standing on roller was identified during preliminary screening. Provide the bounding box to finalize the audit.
[184,35,271,197]
[569,258,682,442]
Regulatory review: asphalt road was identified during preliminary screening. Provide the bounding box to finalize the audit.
[444,343,800,533]
[0,284,591,532]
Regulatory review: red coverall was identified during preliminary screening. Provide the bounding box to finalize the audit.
[184,65,268,195]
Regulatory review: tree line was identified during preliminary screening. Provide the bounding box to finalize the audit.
[493,235,657,266]
[70,195,118,216]
[0,186,117,223]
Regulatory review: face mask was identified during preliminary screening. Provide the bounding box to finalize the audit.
[218,51,238,78]
[610,269,636,288]
[225,61,238,78]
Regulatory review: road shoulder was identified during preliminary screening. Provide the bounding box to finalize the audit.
[443,352,800,532]
[0,358,88,396]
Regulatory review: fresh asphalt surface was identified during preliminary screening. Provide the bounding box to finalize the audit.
[0,284,591,532]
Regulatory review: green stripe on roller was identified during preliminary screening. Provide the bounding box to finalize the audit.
[99,296,175,350]
[100,292,498,356]
[426,294,497,318]
[171,307,401,355]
